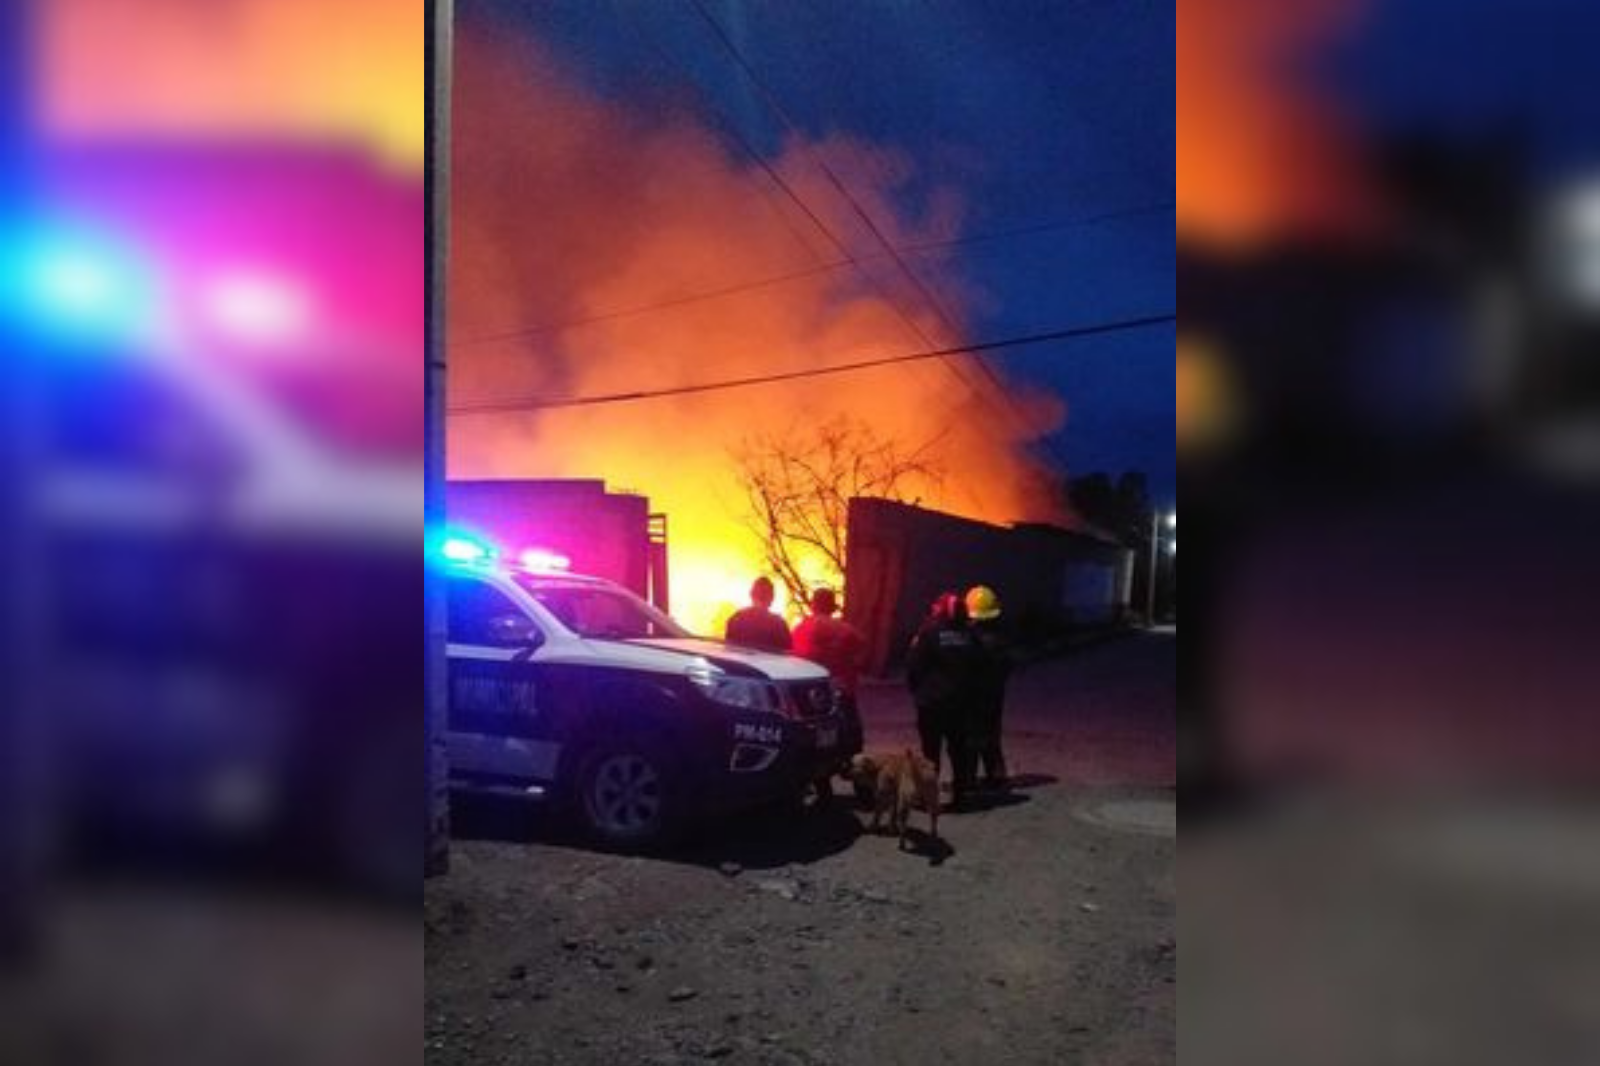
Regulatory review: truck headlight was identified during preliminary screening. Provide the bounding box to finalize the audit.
[687,662,781,713]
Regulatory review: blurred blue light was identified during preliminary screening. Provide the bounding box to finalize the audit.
[439,533,496,564]
[2,224,157,348]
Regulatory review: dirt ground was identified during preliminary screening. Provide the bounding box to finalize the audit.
[424,630,1176,1066]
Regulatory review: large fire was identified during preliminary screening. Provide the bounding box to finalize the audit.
[448,28,1068,635]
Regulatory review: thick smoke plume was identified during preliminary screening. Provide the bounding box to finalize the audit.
[448,28,1067,630]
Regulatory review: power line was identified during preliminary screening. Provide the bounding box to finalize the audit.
[448,202,1171,349]
[684,0,1036,440]
[614,0,841,265]
[896,203,1174,255]
[684,0,953,327]
[449,258,847,349]
[448,311,1174,415]
[619,0,986,413]
[626,1,854,267]
[680,0,1045,425]
[681,0,1139,476]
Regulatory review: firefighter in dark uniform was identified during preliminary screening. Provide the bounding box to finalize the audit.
[964,585,1012,790]
[905,592,984,810]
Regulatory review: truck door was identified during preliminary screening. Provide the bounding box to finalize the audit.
[444,574,560,790]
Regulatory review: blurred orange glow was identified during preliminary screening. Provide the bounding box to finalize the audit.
[1177,336,1241,453]
[36,0,422,168]
[1177,0,1375,249]
[447,29,1070,636]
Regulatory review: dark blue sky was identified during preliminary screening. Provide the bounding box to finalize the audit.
[464,0,1175,505]
[1337,0,1600,179]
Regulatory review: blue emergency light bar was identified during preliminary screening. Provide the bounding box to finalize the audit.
[435,531,572,573]
[438,533,496,564]
[2,224,157,347]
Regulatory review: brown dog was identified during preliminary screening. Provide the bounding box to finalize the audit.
[849,750,940,850]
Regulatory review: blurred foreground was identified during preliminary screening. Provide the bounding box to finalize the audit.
[1,885,415,1066]
[1182,1,1600,1062]
[1186,798,1600,1066]
[1,2,423,1063]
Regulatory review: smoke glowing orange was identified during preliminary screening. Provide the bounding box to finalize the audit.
[448,29,1068,635]
[1177,0,1375,250]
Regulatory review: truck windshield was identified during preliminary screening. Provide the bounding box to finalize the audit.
[519,581,690,640]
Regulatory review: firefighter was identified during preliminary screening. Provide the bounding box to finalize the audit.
[905,592,983,810]
[724,576,792,652]
[965,584,1012,790]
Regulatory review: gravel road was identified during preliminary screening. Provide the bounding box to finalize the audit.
[425,630,1175,1066]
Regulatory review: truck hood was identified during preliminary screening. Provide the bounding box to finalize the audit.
[597,637,829,682]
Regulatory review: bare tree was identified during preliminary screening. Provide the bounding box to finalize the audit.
[730,416,944,607]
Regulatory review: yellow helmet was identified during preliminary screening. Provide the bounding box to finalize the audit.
[965,585,1001,621]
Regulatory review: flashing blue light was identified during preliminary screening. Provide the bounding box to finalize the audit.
[2,224,157,348]
[439,534,496,564]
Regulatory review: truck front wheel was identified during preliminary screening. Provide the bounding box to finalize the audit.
[574,742,682,851]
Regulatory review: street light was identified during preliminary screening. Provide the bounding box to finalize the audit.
[1147,510,1175,625]
[1550,176,1600,313]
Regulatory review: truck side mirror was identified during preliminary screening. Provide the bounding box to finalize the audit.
[487,613,543,650]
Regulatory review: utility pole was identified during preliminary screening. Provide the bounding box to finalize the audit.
[0,0,42,965]
[1145,510,1160,626]
[1145,510,1173,626]
[424,0,453,877]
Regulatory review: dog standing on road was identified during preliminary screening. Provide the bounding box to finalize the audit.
[849,750,940,850]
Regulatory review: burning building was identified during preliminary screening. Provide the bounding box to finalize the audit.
[446,22,1072,637]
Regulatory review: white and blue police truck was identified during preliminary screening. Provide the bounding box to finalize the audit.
[440,536,863,849]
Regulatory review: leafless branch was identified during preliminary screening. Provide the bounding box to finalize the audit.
[728,416,945,604]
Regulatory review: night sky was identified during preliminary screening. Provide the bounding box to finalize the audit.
[462,0,1175,505]
[1336,0,1600,178]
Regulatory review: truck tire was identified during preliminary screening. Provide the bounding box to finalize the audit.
[573,740,683,851]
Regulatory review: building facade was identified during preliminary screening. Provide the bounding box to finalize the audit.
[843,497,1134,674]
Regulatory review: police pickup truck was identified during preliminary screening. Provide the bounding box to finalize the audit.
[443,551,863,848]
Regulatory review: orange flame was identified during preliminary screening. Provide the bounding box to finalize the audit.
[448,29,1069,635]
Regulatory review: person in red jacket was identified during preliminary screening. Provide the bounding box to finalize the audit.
[791,587,866,702]
[791,587,866,807]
